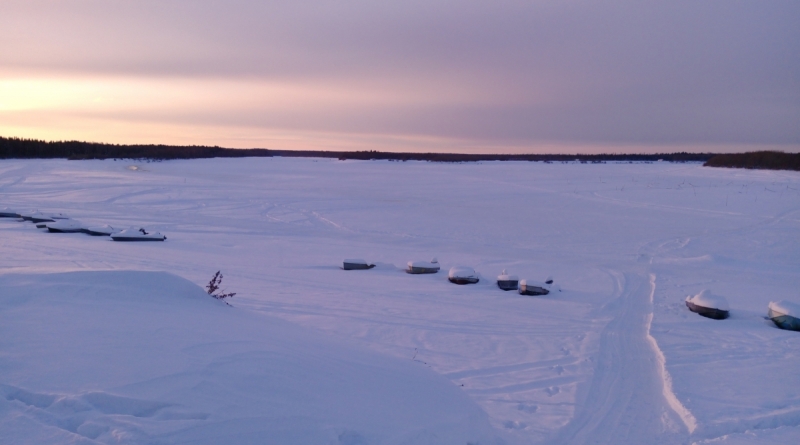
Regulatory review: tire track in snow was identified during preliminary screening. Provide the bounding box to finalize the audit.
[545,271,692,444]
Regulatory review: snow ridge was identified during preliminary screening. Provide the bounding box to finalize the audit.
[645,273,698,434]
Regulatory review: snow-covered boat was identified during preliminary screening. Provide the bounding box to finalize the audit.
[21,211,50,222]
[0,207,19,218]
[497,270,519,291]
[685,290,729,320]
[82,225,123,236]
[24,211,70,223]
[448,266,479,285]
[111,227,167,242]
[406,258,440,274]
[768,300,800,331]
[342,259,375,270]
[519,279,550,296]
[46,219,86,233]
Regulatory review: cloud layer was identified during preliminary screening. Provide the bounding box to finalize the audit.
[2,1,798,152]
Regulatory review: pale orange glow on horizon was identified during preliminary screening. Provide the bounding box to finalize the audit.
[1,73,797,154]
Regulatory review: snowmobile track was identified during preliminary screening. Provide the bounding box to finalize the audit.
[546,271,691,445]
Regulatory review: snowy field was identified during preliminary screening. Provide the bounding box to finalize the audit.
[1,158,799,444]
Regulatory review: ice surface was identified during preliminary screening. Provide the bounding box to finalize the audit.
[1,158,798,444]
[687,289,730,311]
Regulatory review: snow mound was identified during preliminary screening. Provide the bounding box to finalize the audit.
[686,289,730,311]
[769,300,800,317]
[0,271,500,445]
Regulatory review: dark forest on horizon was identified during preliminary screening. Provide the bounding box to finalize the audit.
[1,136,798,171]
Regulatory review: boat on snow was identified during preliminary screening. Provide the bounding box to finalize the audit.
[45,219,86,233]
[685,290,729,320]
[111,227,167,242]
[406,258,440,274]
[36,217,70,228]
[0,207,19,218]
[342,259,375,270]
[448,266,479,285]
[82,225,123,236]
[519,279,550,296]
[23,211,70,223]
[768,300,800,331]
[497,270,519,291]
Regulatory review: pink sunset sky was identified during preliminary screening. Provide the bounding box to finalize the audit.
[1,1,798,153]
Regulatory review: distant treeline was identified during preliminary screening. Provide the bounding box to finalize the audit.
[703,151,800,172]
[0,137,270,160]
[2,136,716,163]
[274,150,713,163]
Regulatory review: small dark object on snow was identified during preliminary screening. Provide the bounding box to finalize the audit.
[519,280,550,296]
[497,270,519,291]
[206,271,236,304]
[111,227,167,241]
[342,259,375,270]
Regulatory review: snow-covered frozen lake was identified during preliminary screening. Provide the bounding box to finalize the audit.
[1,158,799,444]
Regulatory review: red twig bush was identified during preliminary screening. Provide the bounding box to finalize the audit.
[206,271,236,305]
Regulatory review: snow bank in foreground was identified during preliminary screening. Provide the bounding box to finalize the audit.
[0,271,500,445]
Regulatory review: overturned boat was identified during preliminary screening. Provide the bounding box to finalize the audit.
[21,211,51,223]
[407,258,440,274]
[23,211,70,223]
[342,259,375,270]
[685,290,729,320]
[768,300,800,332]
[46,219,86,233]
[448,266,479,285]
[111,227,167,242]
[0,207,19,218]
[82,225,123,236]
[519,279,550,296]
[497,270,519,291]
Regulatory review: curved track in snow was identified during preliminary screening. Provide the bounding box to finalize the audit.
[545,271,692,445]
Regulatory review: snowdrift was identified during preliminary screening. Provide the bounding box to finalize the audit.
[0,271,499,445]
